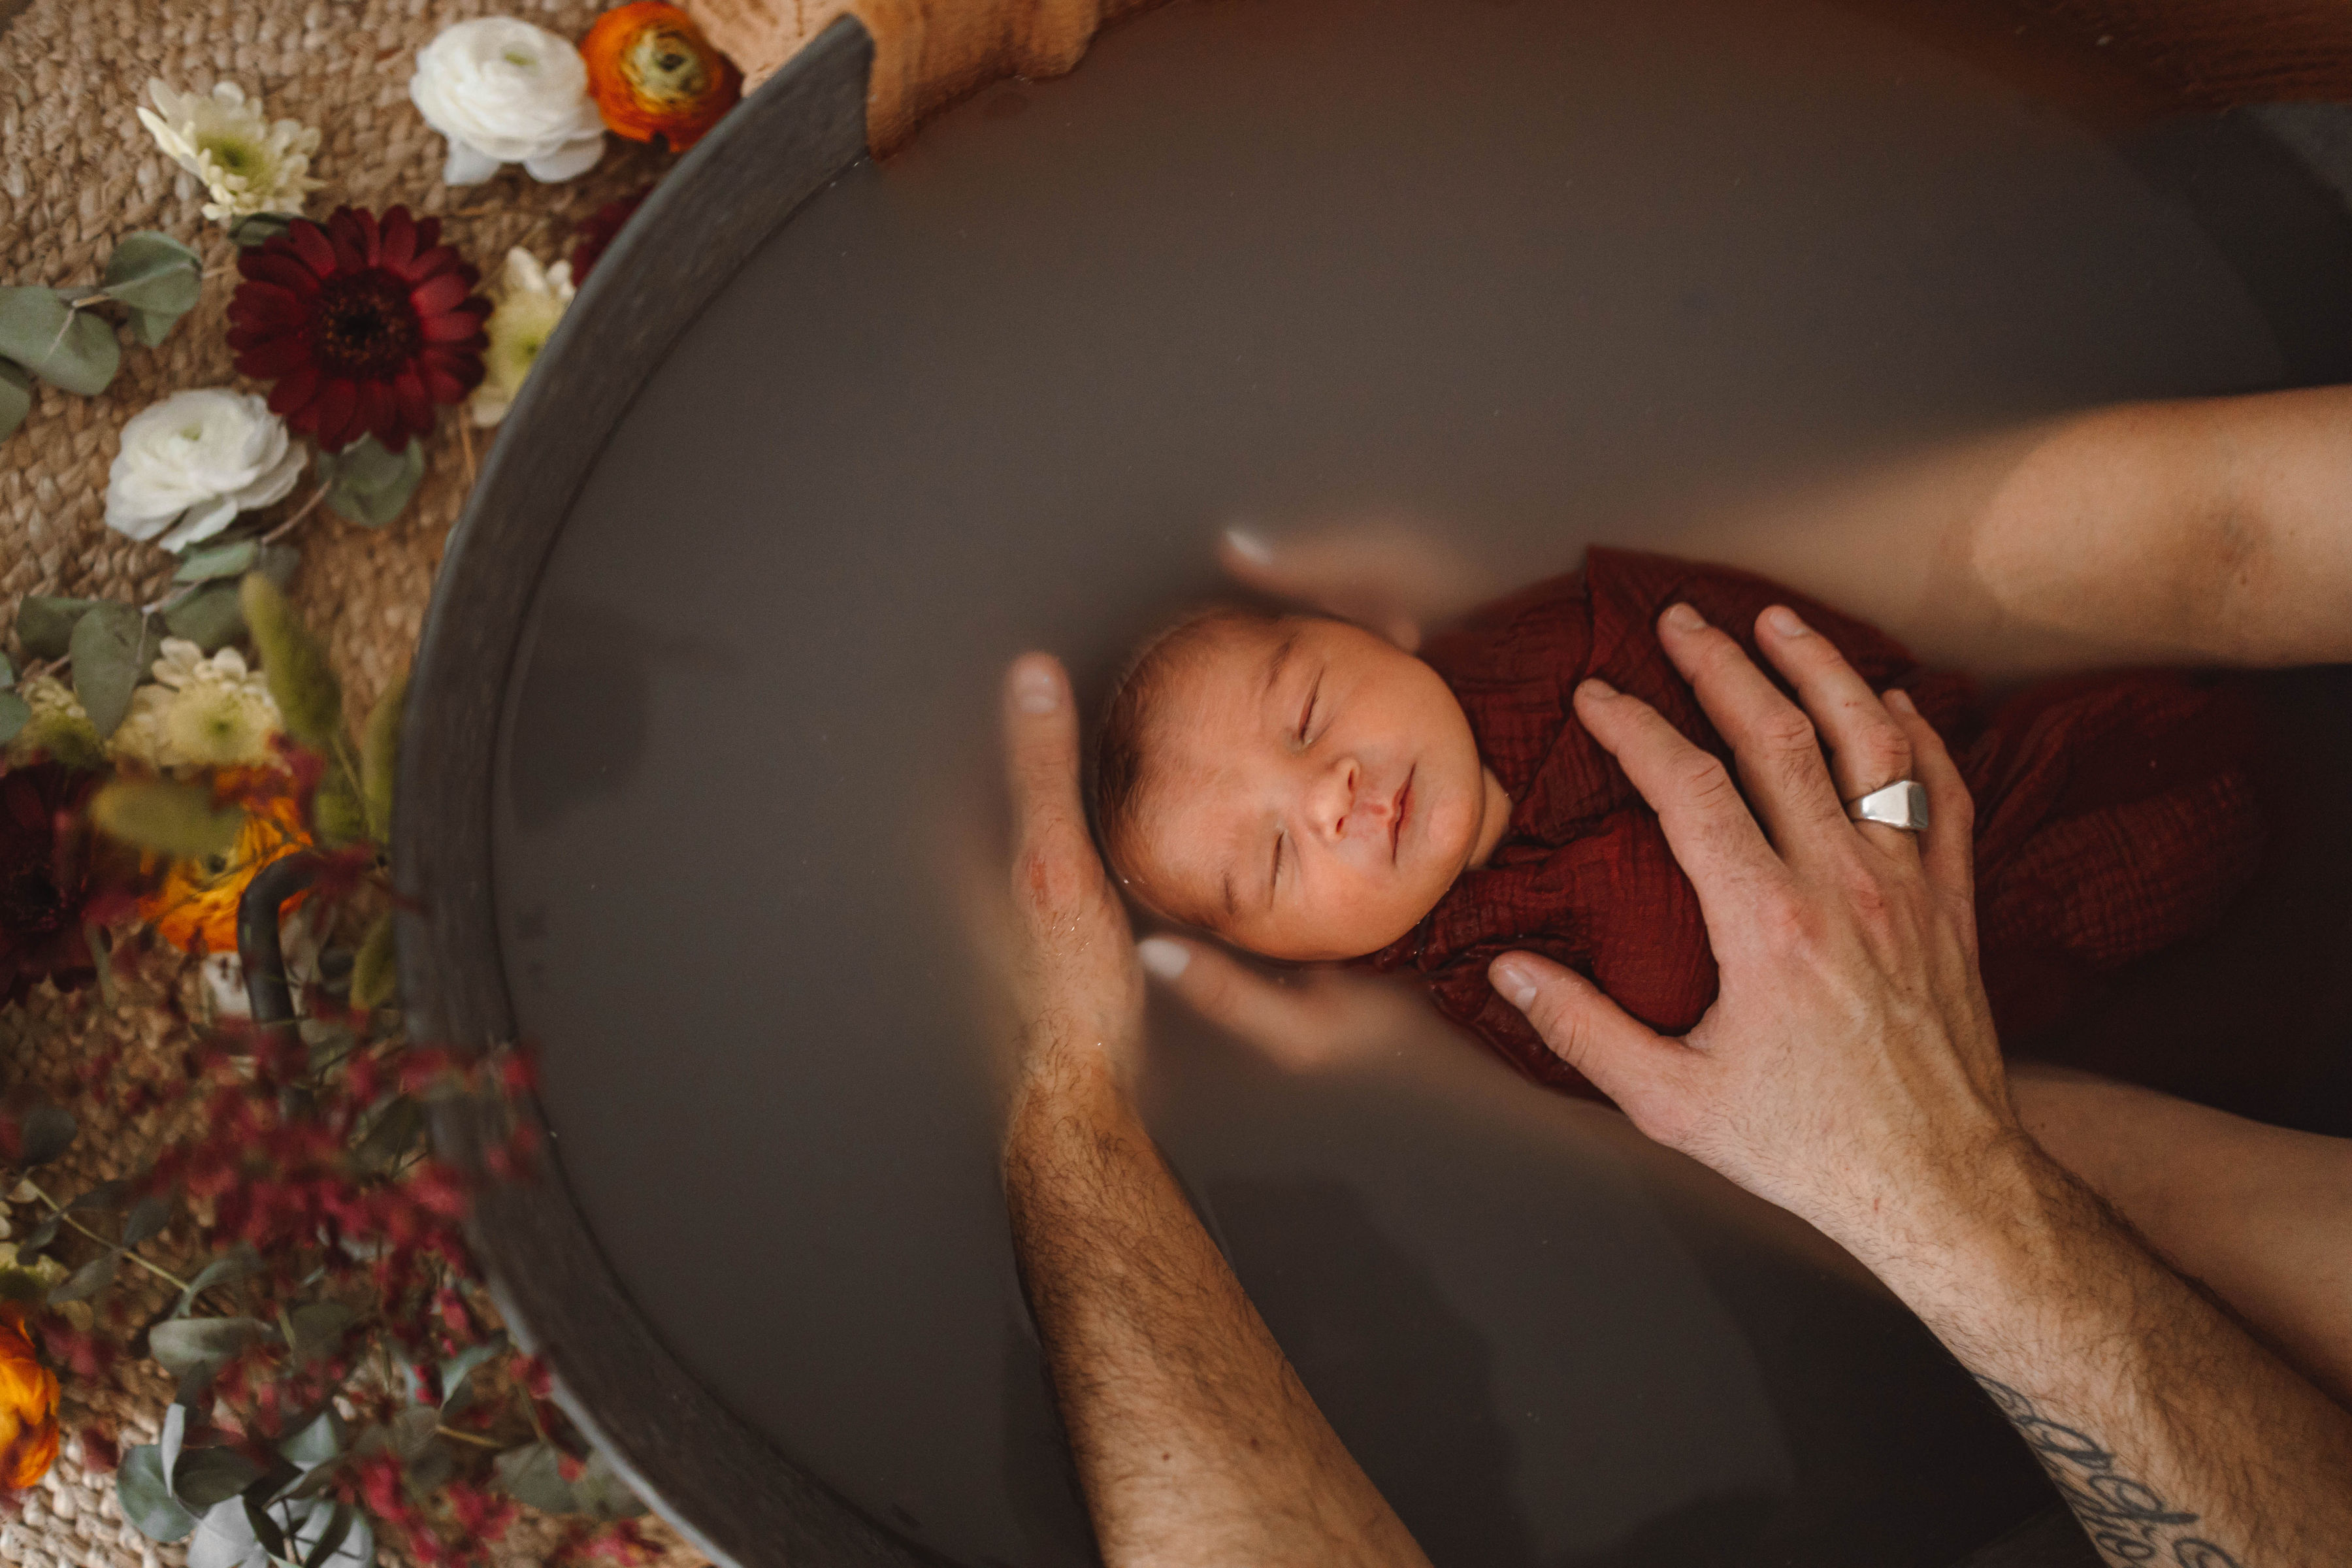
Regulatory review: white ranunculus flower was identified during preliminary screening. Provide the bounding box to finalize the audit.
[135,80,323,223]
[105,389,306,553]
[470,248,577,425]
[409,18,606,186]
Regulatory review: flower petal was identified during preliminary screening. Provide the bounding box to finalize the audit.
[314,379,359,449]
[421,309,487,344]
[350,206,382,267]
[410,271,474,316]
[442,139,503,187]
[232,282,308,328]
[266,365,320,416]
[391,368,432,433]
[327,208,367,272]
[380,206,418,270]
[290,221,336,278]
[235,333,316,378]
[240,251,321,295]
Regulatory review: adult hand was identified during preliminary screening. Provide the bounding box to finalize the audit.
[1134,936,1443,1075]
[1488,604,2017,1249]
[1220,519,1502,651]
[992,654,1148,1103]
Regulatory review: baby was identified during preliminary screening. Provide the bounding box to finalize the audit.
[1089,547,2269,1096]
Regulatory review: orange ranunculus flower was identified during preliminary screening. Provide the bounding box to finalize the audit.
[137,768,313,956]
[0,1305,59,1491]
[581,2,742,152]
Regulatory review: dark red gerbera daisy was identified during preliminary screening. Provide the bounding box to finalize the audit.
[227,205,491,455]
[569,188,651,286]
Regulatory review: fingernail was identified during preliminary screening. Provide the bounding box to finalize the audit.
[1663,602,1704,632]
[1765,605,1809,638]
[1491,956,1539,1011]
[1224,526,1273,564]
[1885,688,1915,715]
[1579,678,1617,701]
[1013,661,1062,713]
[1137,936,1191,979]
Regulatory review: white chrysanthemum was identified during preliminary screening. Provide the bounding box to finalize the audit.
[136,80,323,224]
[106,683,176,770]
[409,18,606,186]
[110,639,284,770]
[105,389,306,553]
[469,248,576,425]
[7,675,98,764]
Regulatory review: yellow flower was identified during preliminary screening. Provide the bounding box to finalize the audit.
[139,770,312,955]
[0,1304,59,1491]
[468,248,576,427]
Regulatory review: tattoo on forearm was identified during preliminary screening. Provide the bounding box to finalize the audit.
[1973,1376,2241,1568]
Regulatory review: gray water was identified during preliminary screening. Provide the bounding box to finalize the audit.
[492,0,2345,1561]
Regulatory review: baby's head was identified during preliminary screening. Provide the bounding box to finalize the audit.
[1090,607,1509,962]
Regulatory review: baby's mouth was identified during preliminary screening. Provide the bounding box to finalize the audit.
[1390,767,1414,864]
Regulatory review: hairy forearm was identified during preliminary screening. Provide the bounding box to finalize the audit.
[1838,1138,2352,1566]
[1002,1051,1431,1568]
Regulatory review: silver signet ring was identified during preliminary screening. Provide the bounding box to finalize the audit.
[1846,779,1931,832]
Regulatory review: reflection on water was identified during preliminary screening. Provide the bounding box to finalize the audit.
[491,0,2351,1561]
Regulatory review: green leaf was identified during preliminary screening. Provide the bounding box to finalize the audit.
[161,1401,186,1487]
[13,595,105,660]
[48,1250,120,1303]
[101,232,203,322]
[0,1271,44,1303]
[122,1190,172,1247]
[491,1440,576,1514]
[172,1244,263,1318]
[351,913,397,1010]
[240,574,342,749]
[148,1315,270,1378]
[20,1213,59,1252]
[69,1177,127,1211]
[69,601,157,737]
[0,691,26,747]
[0,287,119,395]
[173,1445,263,1509]
[297,1500,364,1568]
[361,671,404,841]
[90,779,244,858]
[314,436,425,527]
[352,1095,422,1175]
[572,1448,649,1520]
[127,308,178,350]
[313,762,366,845]
[119,1444,201,1543]
[229,214,293,249]
[0,653,14,685]
[278,1407,346,1471]
[20,1102,76,1164]
[162,578,247,653]
[174,538,261,584]
[0,359,28,441]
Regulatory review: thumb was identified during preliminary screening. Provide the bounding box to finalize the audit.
[1489,953,1681,1105]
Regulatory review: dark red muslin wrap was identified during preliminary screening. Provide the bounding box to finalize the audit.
[1358,548,2268,1099]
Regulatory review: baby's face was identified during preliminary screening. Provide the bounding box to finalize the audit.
[1120,617,1506,960]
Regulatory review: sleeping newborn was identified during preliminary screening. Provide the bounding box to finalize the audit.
[1090,547,2268,1096]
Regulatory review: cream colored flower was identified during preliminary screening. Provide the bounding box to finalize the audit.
[136,80,323,224]
[108,640,283,771]
[7,676,99,766]
[106,683,176,770]
[469,248,576,425]
[106,389,305,553]
[410,18,606,186]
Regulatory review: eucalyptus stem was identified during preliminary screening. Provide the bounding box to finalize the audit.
[434,1425,503,1450]
[261,483,331,545]
[20,1179,193,1294]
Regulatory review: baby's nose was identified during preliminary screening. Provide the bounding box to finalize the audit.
[1308,759,1386,840]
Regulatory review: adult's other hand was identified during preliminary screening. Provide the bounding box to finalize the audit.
[995,653,1148,1102]
[1219,519,1501,651]
[1488,603,2014,1251]
[1135,936,1441,1075]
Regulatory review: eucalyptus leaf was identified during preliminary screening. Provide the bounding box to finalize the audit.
[174,1446,263,1510]
[0,653,14,685]
[240,575,341,748]
[163,578,248,653]
[297,1501,365,1568]
[69,1177,129,1211]
[278,1407,346,1471]
[0,359,28,441]
[571,1447,649,1520]
[149,1315,270,1378]
[350,913,397,1010]
[257,542,301,587]
[387,1405,439,1460]
[437,1330,508,1416]
[288,1300,355,1360]
[0,286,119,395]
[90,779,244,858]
[69,601,157,737]
[174,538,261,584]
[128,307,179,350]
[491,1439,576,1514]
[172,1244,262,1318]
[189,1495,265,1568]
[19,1102,76,1165]
[229,214,293,249]
[161,1401,187,1489]
[50,1249,119,1303]
[0,691,26,747]
[13,595,105,660]
[20,1213,59,1253]
[101,231,203,319]
[118,1443,201,1543]
[123,1190,172,1247]
[314,435,424,527]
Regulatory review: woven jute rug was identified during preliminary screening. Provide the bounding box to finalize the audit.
[0,0,710,1562]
